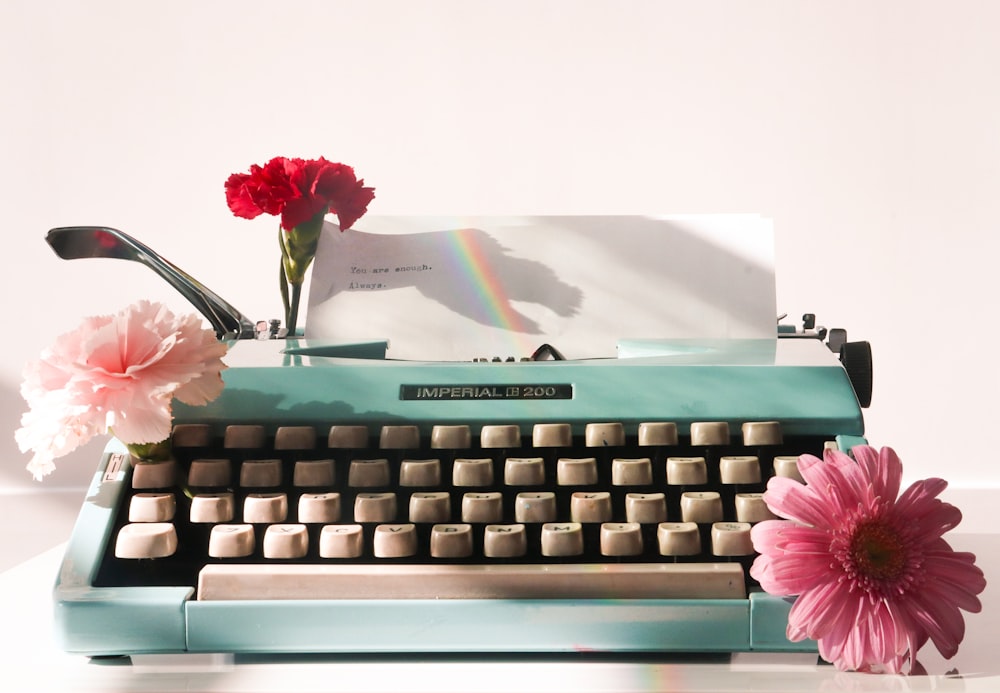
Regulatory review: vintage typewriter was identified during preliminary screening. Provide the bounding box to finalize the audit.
[47,226,872,657]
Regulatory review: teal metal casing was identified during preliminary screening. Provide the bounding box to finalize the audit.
[53,337,862,656]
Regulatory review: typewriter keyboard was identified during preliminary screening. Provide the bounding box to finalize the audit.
[97,421,821,602]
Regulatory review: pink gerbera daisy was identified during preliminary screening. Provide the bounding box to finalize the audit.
[750,446,985,673]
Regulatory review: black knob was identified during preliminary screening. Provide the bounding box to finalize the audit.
[839,341,873,408]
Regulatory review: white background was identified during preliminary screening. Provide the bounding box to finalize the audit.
[2,1,998,504]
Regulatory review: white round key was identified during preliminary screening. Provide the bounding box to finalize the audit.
[190,493,234,523]
[515,492,557,523]
[243,493,288,523]
[240,459,282,487]
[128,493,176,522]
[224,424,266,449]
[187,459,231,487]
[171,423,212,448]
[293,459,335,487]
[409,492,451,523]
[532,423,572,447]
[484,524,527,557]
[348,459,391,487]
[720,456,761,484]
[570,491,612,523]
[115,523,178,559]
[462,492,504,523]
[666,457,708,485]
[680,491,723,524]
[601,522,643,556]
[328,425,369,449]
[452,458,494,486]
[275,426,316,450]
[625,493,667,524]
[319,524,364,558]
[431,524,474,558]
[354,493,397,522]
[557,457,598,485]
[638,422,678,447]
[263,524,309,558]
[505,458,545,486]
[742,421,783,446]
[379,425,420,449]
[480,425,521,448]
[773,456,805,483]
[585,423,624,447]
[735,493,777,523]
[690,422,730,446]
[612,458,653,486]
[298,492,341,523]
[208,524,255,558]
[657,522,702,556]
[431,425,471,449]
[541,522,584,557]
[131,459,176,489]
[399,459,441,487]
[711,522,754,556]
[373,524,418,558]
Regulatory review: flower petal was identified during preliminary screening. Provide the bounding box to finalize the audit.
[762,477,838,528]
[852,446,902,504]
[788,580,862,642]
[17,301,228,476]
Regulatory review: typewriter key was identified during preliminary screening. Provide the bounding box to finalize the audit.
[541,522,584,557]
[570,491,613,523]
[430,524,474,558]
[319,524,364,558]
[624,493,667,524]
[657,522,701,556]
[480,425,520,448]
[612,458,653,486]
[690,422,730,446]
[128,493,176,523]
[115,523,178,559]
[208,524,254,558]
[263,524,309,559]
[711,522,753,556]
[600,522,643,556]
[638,422,678,447]
[298,492,341,523]
[373,524,418,558]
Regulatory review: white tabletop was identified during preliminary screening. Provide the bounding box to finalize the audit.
[2,530,998,693]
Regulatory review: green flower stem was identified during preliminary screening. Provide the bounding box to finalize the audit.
[125,439,173,462]
[288,282,303,335]
[279,261,291,331]
[277,211,325,335]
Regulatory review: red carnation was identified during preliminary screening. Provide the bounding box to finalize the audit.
[225,157,375,333]
[225,156,374,231]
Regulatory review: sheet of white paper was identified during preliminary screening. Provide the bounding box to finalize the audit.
[305,215,775,361]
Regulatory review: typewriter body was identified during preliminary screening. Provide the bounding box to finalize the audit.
[53,335,868,656]
[47,225,871,658]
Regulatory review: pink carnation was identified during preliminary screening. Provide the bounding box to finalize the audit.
[750,446,986,673]
[16,301,227,480]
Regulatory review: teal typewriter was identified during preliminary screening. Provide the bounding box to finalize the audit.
[47,225,873,658]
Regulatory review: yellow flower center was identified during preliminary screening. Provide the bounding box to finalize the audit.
[850,520,906,581]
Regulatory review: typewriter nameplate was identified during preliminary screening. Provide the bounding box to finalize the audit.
[400,384,573,401]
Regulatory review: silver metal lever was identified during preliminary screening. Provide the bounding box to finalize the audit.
[45,226,258,340]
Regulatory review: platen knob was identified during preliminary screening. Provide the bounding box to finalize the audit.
[839,340,873,408]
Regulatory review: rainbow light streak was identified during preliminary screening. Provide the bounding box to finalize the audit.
[443,226,537,357]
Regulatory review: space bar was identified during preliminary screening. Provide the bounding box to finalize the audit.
[197,563,747,600]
